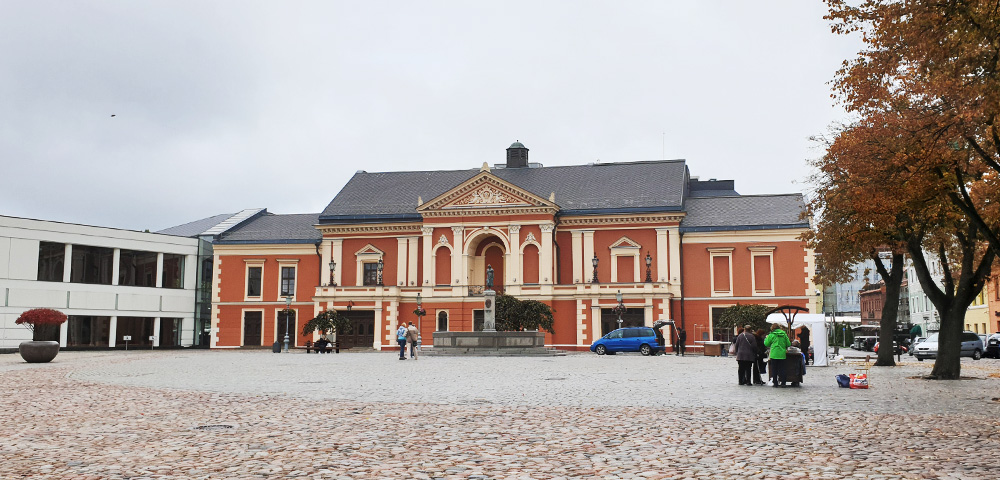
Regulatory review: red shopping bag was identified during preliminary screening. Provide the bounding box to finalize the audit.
[848,373,869,389]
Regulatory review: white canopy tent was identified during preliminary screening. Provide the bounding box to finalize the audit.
[766,313,829,367]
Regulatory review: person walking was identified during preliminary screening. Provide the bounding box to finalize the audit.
[752,328,767,385]
[406,322,419,360]
[396,323,408,360]
[764,324,791,387]
[733,324,758,385]
[676,328,687,356]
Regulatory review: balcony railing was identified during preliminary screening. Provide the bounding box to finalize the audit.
[468,285,504,296]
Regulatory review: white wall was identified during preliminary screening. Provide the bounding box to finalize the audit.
[0,215,199,349]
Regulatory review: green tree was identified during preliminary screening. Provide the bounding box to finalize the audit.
[495,294,555,333]
[716,304,772,333]
[301,309,352,337]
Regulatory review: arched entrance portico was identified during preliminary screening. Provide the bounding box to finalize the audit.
[465,230,509,290]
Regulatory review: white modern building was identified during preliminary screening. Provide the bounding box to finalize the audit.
[0,215,199,350]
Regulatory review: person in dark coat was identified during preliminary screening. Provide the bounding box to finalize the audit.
[752,328,767,385]
[799,326,811,365]
[733,325,759,385]
[675,328,687,356]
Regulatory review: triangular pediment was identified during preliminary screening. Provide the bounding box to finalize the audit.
[609,236,642,249]
[354,244,385,256]
[418,172,558,215]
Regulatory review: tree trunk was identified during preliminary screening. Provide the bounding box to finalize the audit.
[874,253,904,367]
[930,306,965,379]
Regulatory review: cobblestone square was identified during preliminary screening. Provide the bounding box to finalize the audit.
[2,350,999,479]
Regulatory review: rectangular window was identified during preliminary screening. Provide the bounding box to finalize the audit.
[708,248,733,296]
[66,316,111,347]
[280,266,296,297]
[70,245,114,285]
[159,318,182,347]
[363,262,379,286]
[118,250,158,287]
[247,266,262,297]
[37,241,65,282]
[161,253,184,289]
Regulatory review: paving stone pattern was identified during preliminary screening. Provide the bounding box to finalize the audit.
[2,350,1000,479]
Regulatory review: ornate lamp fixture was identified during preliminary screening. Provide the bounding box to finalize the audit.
[613,290,626,330]
[591,254,599,283]
[377,257,384,286]
[282,296,293,353]
[645,252,652,283]
[329,260,337,287]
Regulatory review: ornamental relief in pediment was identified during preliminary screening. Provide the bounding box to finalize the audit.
[445,184,533,209]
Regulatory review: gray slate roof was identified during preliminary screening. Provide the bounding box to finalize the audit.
[214,213,321,245]
[680,194,808,232]
[320,160,689,222]
[157,213,234,237]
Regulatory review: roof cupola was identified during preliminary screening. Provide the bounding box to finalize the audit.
[506,141,529,168]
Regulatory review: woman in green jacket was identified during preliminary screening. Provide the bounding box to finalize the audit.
[764,324,791,387]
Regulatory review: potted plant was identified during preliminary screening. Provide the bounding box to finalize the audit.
[15,308,68,363]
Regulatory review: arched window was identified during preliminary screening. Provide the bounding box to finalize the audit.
[437,311,448,332]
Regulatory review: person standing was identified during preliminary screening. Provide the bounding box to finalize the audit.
[396,323,408,360]
[799,326,811,365]
[407,322,419,360]
[676,328,687,356]
[764,324,791,387]
[733,325,758,385]
[752,328,767,385]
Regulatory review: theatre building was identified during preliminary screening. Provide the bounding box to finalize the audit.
[205,143,816,351]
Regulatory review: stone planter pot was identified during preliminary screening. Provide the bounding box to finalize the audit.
[18,341,60,363]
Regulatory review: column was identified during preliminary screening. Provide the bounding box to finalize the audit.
[331,239,343,286]
[582,230,595,283]
[184,254,197,291]
[112,248,121,285]
[421,227,434,287]
[180,317,194,347]
[507,225,520,285]
[109,316,117,348]
[571,231,583,283]
[451,226,464,286]
[540,223,555,284]
[153,317,161,347]
[655,228,669,283]
[63,244,72,282]
[667,226,681,284]
[396,238,408,287]
[590,305,601,344]
[155,253,164,288]
[644,300,653,327]
[374,300,384,350]
[407,237,419,286]
[321,239,332,286]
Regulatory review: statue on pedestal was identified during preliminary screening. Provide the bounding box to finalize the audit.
[486,264,494,289]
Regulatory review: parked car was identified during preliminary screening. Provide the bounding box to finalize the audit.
[985,334,1000,359]
[591,327,665,356]
[873,341,907,354]
[909,337,926,356]
[913,332,984,361]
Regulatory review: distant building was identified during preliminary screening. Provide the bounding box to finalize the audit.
[187,143,816,352]
[0,215,198,350]
[987,264,1000,334]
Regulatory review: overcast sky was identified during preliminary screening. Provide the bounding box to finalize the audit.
[1,1,862,232]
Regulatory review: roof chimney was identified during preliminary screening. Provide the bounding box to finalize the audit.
[506,141,528,168]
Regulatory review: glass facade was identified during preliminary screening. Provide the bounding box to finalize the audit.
[194,238,214,347]
[67,316,111,347]
[117,317,155,347]
[159,318,182,347]
[161,253,184,289]
[119,249,158,287]
[37,241,65,282]
[70,245,114,285]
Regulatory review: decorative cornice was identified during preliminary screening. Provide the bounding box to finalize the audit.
[558,214,685,226]
[318,223,423,235]
[421,206,560,218]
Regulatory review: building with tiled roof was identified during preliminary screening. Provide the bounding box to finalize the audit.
[203,142,816,351]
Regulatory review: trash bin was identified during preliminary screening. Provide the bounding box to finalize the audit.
[272,341,281,353]
[704,341,721,356]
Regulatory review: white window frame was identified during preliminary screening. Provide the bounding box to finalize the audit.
[436,309,449,332]
[707,248,734,297]
[748,246,776,296]
[609,237,642,283]
[354,244,385,286]
[277,260,299,300]
[244,260,265,301]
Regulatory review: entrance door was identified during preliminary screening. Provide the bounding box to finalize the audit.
[276,311,297,348]
[243,311,263,346]
[473,310,484,332]
[339,310,375,349]
[601,308,645,336]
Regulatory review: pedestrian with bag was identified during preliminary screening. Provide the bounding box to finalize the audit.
[676,328,687,356]
[396,323,408,360]
[733,324,758,385]
[764,324,791,387]
[406,322,419,360]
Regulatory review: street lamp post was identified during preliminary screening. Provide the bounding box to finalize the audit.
[613,290,626,330]
[645,252,652,283]
[329,260,337,287]
[377,257,384,286]
[592,254,599,283]
[416,293,423,332]
[283,296,292,353]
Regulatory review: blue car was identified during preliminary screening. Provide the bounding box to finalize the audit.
[591,327,665,356]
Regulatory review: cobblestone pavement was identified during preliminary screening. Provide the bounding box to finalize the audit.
[2,350,1000,479]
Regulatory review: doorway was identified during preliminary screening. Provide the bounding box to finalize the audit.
[276,310,297,348]
[600,308,644,336]
[243,311,263,346]
[339,310,375,349]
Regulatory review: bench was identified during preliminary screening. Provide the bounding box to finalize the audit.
[302,340,340,354]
